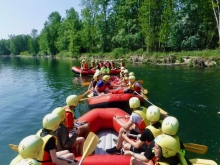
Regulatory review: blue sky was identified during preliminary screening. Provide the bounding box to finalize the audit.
[0,0,82,39]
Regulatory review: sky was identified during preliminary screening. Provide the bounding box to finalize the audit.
[0,0,82,39]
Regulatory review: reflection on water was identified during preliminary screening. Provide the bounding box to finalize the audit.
[0,57,220,164]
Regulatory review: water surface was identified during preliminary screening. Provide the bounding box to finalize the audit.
[0,57,219,164]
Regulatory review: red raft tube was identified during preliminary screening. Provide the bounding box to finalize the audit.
[76,108,131,165]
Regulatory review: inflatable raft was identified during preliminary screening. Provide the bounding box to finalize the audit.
[87,93,145,114]
[71,66,121,75]
[76,108,131,165]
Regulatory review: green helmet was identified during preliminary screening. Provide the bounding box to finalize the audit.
[162,116,179,135]
[154,134,178,158]
[52,107,65,121]
[17,159,39,165]
[129,97,140,109]
[66,95,79,106]
[18,135,43,159]
[42,113,61,131]
[147,105,160,122]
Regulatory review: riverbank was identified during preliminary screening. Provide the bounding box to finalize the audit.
[2,49,220,68]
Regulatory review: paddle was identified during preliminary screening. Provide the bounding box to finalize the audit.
[79,98,89,102]
[190,158,217,165]
[124,134,208,155]
[134,91,168,115]
[82,82,91,87]
[8,144,74,163]
[78,132,99,165]
[183,143,208,155]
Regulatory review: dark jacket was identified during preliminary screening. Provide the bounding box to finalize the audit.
[53,123,78,152]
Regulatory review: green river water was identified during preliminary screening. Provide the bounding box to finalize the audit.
[0,56,220,164]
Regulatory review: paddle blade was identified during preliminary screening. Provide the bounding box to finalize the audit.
[82,82,91,86]
[189,158,217,165]
[137,80,144,84]
[9,144,18,152]
[78,132,99,165]
[184,143,208,154]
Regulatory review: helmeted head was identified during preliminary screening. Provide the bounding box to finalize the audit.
[52,107,65,121]
[91,60,94,63]
[123,69,129,74]
[162,116,179,135]
[120,59,123,61]
[103,75,110,81]
[154,134,178,158]
[18,135,43,159]
[66,95,79,107]
[129,76,136,82]
[93,72,100,80]
[82,60,85,63]
[121,67,125,71]
[147,105,160,122]
[129,72,135,76]
[42,113,61,131]
[17,159,39,165]
[129,97,140,109]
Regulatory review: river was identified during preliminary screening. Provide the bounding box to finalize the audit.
[0,56,220,164]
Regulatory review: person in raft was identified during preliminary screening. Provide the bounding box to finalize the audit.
[124,116,191,165]
[88,72,101,91]
[52,107,85,156]
[121,105,162,154]
[93,75,112,96]
[36,113,77,165]
[124,76,144,96]
[81,60,88,71]
[128,134,189,165]
[106,97,150,154]
[10,135,43,165]
[64,95,90,139]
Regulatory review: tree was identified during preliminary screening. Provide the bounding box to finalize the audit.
[28,29,39,55]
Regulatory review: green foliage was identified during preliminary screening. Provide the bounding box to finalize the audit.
[20,51,30,55]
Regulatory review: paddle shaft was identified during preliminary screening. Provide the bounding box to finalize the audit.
[134,91,168,115]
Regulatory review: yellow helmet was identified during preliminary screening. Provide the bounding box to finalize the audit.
[129,97,140,109]
[103,75,110,81]
[121,67,125,70]
[42,113,61,131]
[66,95,79,106]
[18,135,43,159]
[123,69,129,74]
[124,76,129,81]
[154,134,178,158]
[162,116,179,135]
[52,107,65,121]
[147,105,160,122]
[129,76,136,81]
[17,159,39,165]
[129,72,135,76]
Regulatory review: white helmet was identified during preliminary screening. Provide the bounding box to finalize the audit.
[52,107,65,121]
[18,135,43,159]
[42,113,61,131]
[66,95,79,106]
[162,116,179,135]
[129,97,140,109]
[17,159,39,165]
[129,72,135,76]
[155,134,178,158]
[147,105,160,122]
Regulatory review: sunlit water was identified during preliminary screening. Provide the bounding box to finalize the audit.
[0,57,220,164]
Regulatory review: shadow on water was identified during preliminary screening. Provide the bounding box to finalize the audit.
[0,57,220,164]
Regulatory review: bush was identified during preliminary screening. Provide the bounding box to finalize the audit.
[20,51,30,55]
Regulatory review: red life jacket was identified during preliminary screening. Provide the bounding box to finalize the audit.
[97,80,109,92]
[82,62,88,70]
